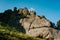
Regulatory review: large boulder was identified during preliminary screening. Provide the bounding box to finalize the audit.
[19,13,52,39]
[20,15,51,30]
[30,16,51,28]
[18,8,53,39]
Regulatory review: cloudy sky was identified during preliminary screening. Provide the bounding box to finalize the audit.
[0,0,60,24]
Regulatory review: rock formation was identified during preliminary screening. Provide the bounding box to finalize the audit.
[0,7,60,40]
[18,8,60,40]
[29,11,36,17]
[19,8,53,39]
[18,7,29,17]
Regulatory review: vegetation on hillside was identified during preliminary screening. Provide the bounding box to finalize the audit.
[0,21,44,40]
[0,7,60,40]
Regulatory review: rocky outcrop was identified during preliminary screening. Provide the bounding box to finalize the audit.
[18,8,60,40]
[0,7,60,40]
[19,8,54,40]
[18,7,29,17]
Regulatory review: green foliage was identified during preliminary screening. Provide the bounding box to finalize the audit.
[0,22,44,40]
[57,20,60,27]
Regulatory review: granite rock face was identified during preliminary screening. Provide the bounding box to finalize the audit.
[0,7,60,40]
[19,8,53,39]
[18,8,60,40]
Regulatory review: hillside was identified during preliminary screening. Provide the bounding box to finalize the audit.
[0,22,44,40]
[0,7,45,40]
[0,7,60,40]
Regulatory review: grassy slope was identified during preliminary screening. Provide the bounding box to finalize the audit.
[0,22,44,40]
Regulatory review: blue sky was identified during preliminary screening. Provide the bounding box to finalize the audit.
[0,0,60,24]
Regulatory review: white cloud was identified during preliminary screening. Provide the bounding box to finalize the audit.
[29,8,35,11]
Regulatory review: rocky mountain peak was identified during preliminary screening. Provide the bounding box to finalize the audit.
[0,7,60,40]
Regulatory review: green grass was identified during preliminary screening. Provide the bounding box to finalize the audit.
[0,22,45,40]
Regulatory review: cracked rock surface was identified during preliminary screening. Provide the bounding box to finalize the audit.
[19,8,60,40]
[0,7,60,40]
